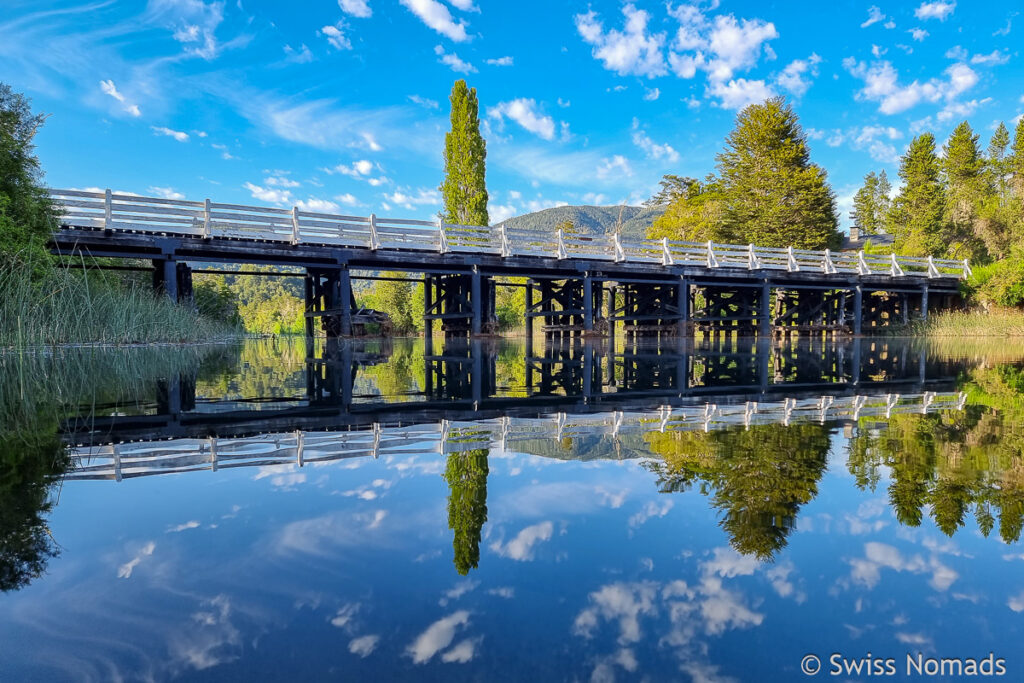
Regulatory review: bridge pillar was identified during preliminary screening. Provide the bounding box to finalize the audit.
[759,281,772,337]
[677,277,690,336]
[471,268,482,336]
[852,286,863,336]
[304,267,353,337]
[583,275,593,333]
[920,285,929,321]
[425,273,496,338]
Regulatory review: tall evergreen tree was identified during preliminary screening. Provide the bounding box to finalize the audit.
[987,122,1011,195]
[877,170,892,217]
[716,97,840,249]
[646,176,730,243]
[444,449,489,575]
[851,171,883,235]
[440,80,488,227]
[1012,117,1024,198]
[888,133,946,257]
[941,121,986,257]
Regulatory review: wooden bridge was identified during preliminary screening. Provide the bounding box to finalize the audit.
[49,189,971,338]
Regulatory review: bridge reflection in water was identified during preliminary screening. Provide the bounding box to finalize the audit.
[63,336,965,482]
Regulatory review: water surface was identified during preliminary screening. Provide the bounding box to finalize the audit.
[2,337,1023,682]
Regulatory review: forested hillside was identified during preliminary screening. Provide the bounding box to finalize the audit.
[498,205,665,239]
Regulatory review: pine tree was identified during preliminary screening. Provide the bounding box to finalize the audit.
[877,170,892,218]
[440,80,488,227]
[716,97,840,249]
[851,171,881,235]
[941,121,986,256]
[888,133,946,257]
[647,176,730,243]
[1012,118,1024,198]
[987,122,1011,195]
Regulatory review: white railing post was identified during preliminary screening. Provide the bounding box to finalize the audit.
[499,224,512,257]
[613,233,625,262]
[291,206,301,245]
[706,240,719,268]
[104,188,112,229]
[927,255,939,278]
[747,244,760,270]
[962,258,972,279]
[437,218,449,253]
[368,213,380,250]
[202,198,211,238]
[890,252,904,276]
[823,248,836,274]
[786,246,799,272]
[858,250,871,275]
[661,237,673,266]
[556,229,568,259]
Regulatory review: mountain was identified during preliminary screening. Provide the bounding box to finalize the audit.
[495,204,665,240]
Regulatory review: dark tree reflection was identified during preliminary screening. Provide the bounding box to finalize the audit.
[444,448,489,575]
[645,424,830,560]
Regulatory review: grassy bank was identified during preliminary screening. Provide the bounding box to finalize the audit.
[908,309,1024,338]
[0,260,242,348]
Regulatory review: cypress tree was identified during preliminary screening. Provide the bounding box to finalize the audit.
[440,80,488,227]
[716,97,840,250]
[888,134,946,257]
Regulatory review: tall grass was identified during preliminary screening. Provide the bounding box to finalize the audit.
[0,258,241,347]
[908,309,1024,339]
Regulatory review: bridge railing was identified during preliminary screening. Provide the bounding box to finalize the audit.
[49,189,970,279]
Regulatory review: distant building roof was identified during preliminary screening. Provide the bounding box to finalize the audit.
[843,226,894,251]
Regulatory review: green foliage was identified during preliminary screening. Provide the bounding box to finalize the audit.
[0,83,59,272]
[1012,118,1024,197]
[194,279,242,327]
[504,204,663,238]
[941,121,990,259]
[647,176,729,243]
[440,80,488,227]
[987,122,1011,195]
[644,174,692,207]
[360,273,424,335]
[716,97,841,250]
[444,448,489,575]
[495,279,526,331]
[851,170,890,235]
[965,255,1024,308]
[888,133,947,257]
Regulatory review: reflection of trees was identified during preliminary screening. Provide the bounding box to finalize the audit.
[443,448,489,575]
[848,364,1024,543]
[645,424,830,560]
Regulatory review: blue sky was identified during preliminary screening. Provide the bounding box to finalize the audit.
[2,0,1021,228]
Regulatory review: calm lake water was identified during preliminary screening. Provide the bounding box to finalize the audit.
[2,336,1023,682]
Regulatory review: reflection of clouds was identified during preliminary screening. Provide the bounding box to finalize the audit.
[702,548,758,578]
[253,464,307,489]
[440,636,482,663]
[406,610,471,664]
[349,634,380,657]
[275,509,389,556]
[489,522,554,561]
[573,582,657,643]
[169,595,242,671]
[595,486,628,509]
[440,579,479,606]
[488,587,514,598]
[848,542,959,592]
[765,562,806,603]
[1008,591,1024,612]
[628,500,673,529]
[117,541,155,578]
[167,521,200,533]
[895,632,932,647]
[330,603,360,628]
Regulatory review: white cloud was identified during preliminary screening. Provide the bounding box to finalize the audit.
[490,204,517,223]
[440,637,481,663]
[909,27,929,41]
[872,44,887,57]
[914,1,956,21]
[486,56,513,66]
[243,181,292,205]
[99,79,141,117]
[708,78,776,109]
[320,23,351,50]
[151,126,189,142]
[843,58,978,114]
[406,611,470,664]
[149,186,185,200]
[643,87,661,101]
[630,118,679,162]
[408,94,439,109]
[447,0,478,10]
[1009,591,1024,613]
[148,0,224,60]
[296,197,340,213]
[488,99,557,140]
[328,159,375,177]
[348,634,379,657]
[339,0,371,18]
[829,124,903,163]
[861,6,887,28]
[557,98,571,108]
[400,0,469,41]
[575,4,667,78]
[490,521,553,560]
[265,175,300,188]
[384,187,441,210]
[334,193,362,206]
[777,54,821,97]
[434,45,476,73]
[703,14,779,82]
[284,44,314,63]
[970,50,1010,65]
[596,155,633,179]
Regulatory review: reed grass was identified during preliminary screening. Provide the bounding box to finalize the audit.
[908,309,1024,339]
[0,258,241,348]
